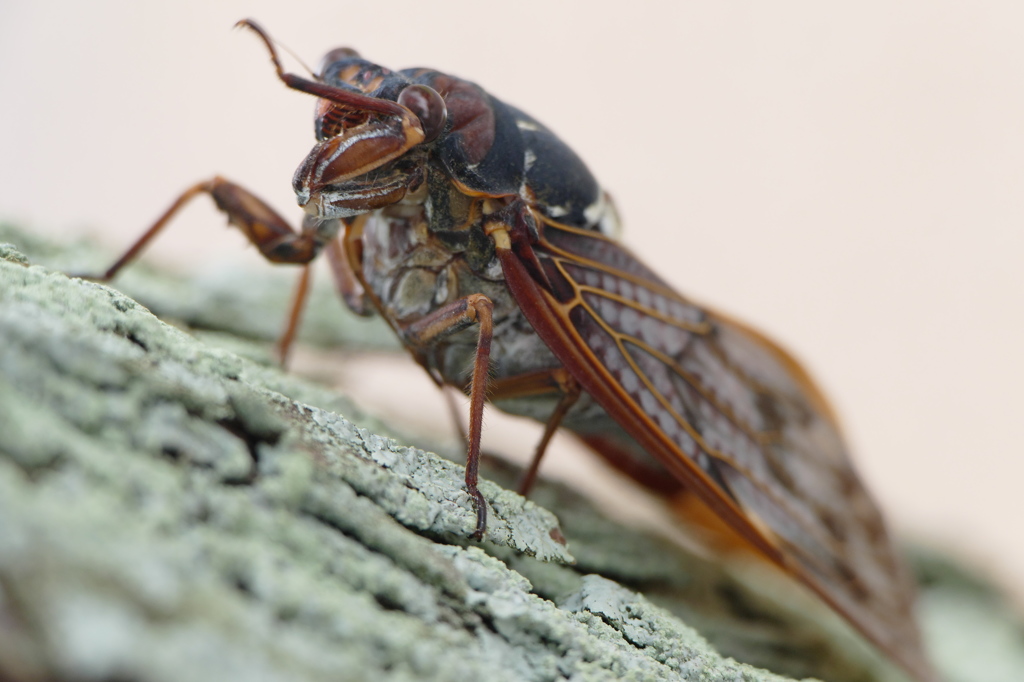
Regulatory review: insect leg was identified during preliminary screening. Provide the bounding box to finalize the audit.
[402,294,494,540]
[274,264,313,367]
[516,374,580,496]
[449,368,580,495]
[88,176,335,282]
[81,176,340,365]
[485,369,583,495]
[278,219,373,366]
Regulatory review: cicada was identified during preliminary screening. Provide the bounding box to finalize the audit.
[92,20,936,682]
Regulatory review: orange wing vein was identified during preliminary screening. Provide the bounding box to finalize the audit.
[496,215,935,682]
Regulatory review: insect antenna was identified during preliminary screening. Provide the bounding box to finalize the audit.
[232,18,316,79]
[276,40,316,81]
[235,18,409,118]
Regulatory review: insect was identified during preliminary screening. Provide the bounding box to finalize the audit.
[90,19,936,682]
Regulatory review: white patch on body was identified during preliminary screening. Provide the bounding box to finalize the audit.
[524,149,537,172]
[585,191,622,237]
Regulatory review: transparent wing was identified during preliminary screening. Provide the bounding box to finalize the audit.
[497,215,934,681]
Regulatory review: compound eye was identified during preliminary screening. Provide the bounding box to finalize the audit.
[397,84,447,143]
[317,46,361,77]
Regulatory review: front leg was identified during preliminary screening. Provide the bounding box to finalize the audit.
[401,294,494,540]
[91,177,336,281]
[79,176,341,364]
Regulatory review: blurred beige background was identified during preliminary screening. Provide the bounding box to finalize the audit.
[2,2,1022,594]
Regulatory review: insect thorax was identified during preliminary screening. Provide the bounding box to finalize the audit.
[358,166,562,388]
[355,163,669,480]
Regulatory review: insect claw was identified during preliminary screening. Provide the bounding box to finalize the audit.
[467,486,487,540]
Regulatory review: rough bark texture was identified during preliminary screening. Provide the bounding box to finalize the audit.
[1,224,1021,682]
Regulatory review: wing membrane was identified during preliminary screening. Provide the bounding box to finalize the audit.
[497,215,934,681]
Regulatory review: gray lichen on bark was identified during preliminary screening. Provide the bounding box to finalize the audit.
[1,224,1022,682]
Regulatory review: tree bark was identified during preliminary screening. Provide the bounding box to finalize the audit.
[1,224,1020,682]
